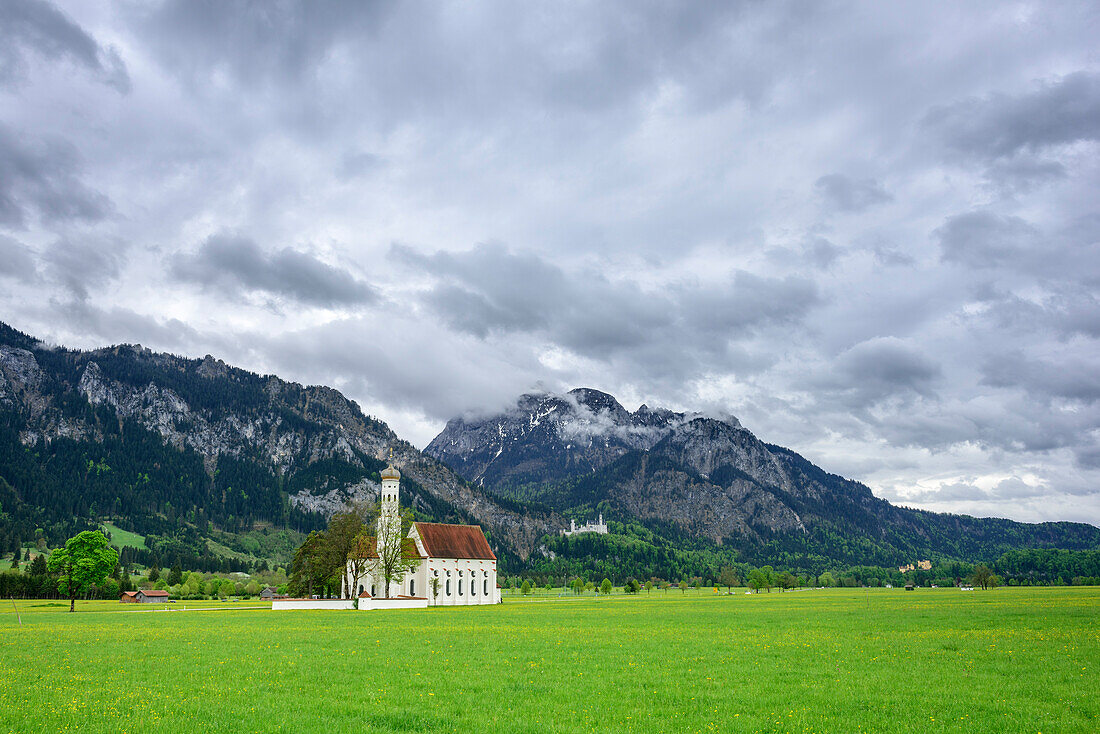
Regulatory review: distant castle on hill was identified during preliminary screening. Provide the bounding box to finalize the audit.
[561,514,608,536]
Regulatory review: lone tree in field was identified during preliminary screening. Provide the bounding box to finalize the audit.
[719,566,740,591]
[969,564,997,590]
[600,578,613,595]
[47,530,119,612]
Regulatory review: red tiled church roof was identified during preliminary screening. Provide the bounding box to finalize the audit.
[414,522,496,560]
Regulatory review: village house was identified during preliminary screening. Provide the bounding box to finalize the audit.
[345,465,499,606]
[135,589,169,603]
[120,591,139,603]
[259,587,285,600]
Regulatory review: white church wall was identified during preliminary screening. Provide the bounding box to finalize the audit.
[273,599,355,611]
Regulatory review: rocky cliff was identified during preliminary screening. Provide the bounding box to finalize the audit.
[427,388,1100,564]
[0,322,558,562]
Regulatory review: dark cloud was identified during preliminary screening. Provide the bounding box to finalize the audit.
[0,0,129,91]
[924,72,1100,161]
[43,238,126,300]
[923,72,1100,190]
[825,337,941,408]
[141,0,393,88]
[982,353,1100,405]
[2,2,1099,523]
[0,125,112,229]
[815,174,892,213]
[0,235,38,280]
[171,233,378,307]
[936,211,1037,269]
[393,242,817,377]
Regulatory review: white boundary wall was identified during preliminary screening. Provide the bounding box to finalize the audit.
[359,597,429,610]
[272,599,355,611]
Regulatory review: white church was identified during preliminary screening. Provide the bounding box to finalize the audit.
[344,464,500,606]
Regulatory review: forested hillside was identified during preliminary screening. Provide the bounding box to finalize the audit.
[428,389,1100,574]
[0,322,557,571]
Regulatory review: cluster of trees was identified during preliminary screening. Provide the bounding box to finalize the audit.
[288,503,421,599]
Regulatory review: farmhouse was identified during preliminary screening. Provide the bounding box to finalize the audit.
[135,589,169,603]
[344,465,499,606]
[259,587,285,600]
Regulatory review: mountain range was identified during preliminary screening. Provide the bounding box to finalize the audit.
[426,388,1100,569]
[0,321,555,569]
[2,320,1097,577]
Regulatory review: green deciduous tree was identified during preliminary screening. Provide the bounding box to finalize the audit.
[47,531,119,612]
[600,578,612,595]
[520,579,532,596]
[366,507,421,599]
[719,566,740,591]
[969,564,996,590]
[326,505,369,598]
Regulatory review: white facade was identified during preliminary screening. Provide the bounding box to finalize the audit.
[345,465,500,606]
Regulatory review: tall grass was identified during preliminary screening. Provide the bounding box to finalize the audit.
[0,587,1095,732]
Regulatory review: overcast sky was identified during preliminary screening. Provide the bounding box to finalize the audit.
[2,1,1098,525]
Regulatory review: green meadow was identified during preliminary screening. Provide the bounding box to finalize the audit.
[0,588,1096,733]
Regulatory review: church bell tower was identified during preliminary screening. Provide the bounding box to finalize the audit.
[378,462,401,542]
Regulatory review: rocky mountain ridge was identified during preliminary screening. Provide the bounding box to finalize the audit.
[0,322,558,562]
[427,388,1100,565]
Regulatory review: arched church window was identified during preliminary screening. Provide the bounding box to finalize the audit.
[446,579,451,595]
[409,579,415,596]
[458,579,464,596]
[484,579,488,596]
[358,585,364,596]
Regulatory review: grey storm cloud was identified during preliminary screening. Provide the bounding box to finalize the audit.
[392,242,817,373]
[43,238,126,301]
[171,234,379,307]
[982,353,1100,405]
[821,337,941,409]
[815,174,892,213]
[924,72,1100,161]
[3,1,1100,523]
[0,125,112,229]
[936,211,1038,269]
[0,0,129,91]
[923,71,1100,191]
[0,235,38,281]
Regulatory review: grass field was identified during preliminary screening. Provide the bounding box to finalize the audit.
[99,522,147,550]
[0,587,1096,733]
